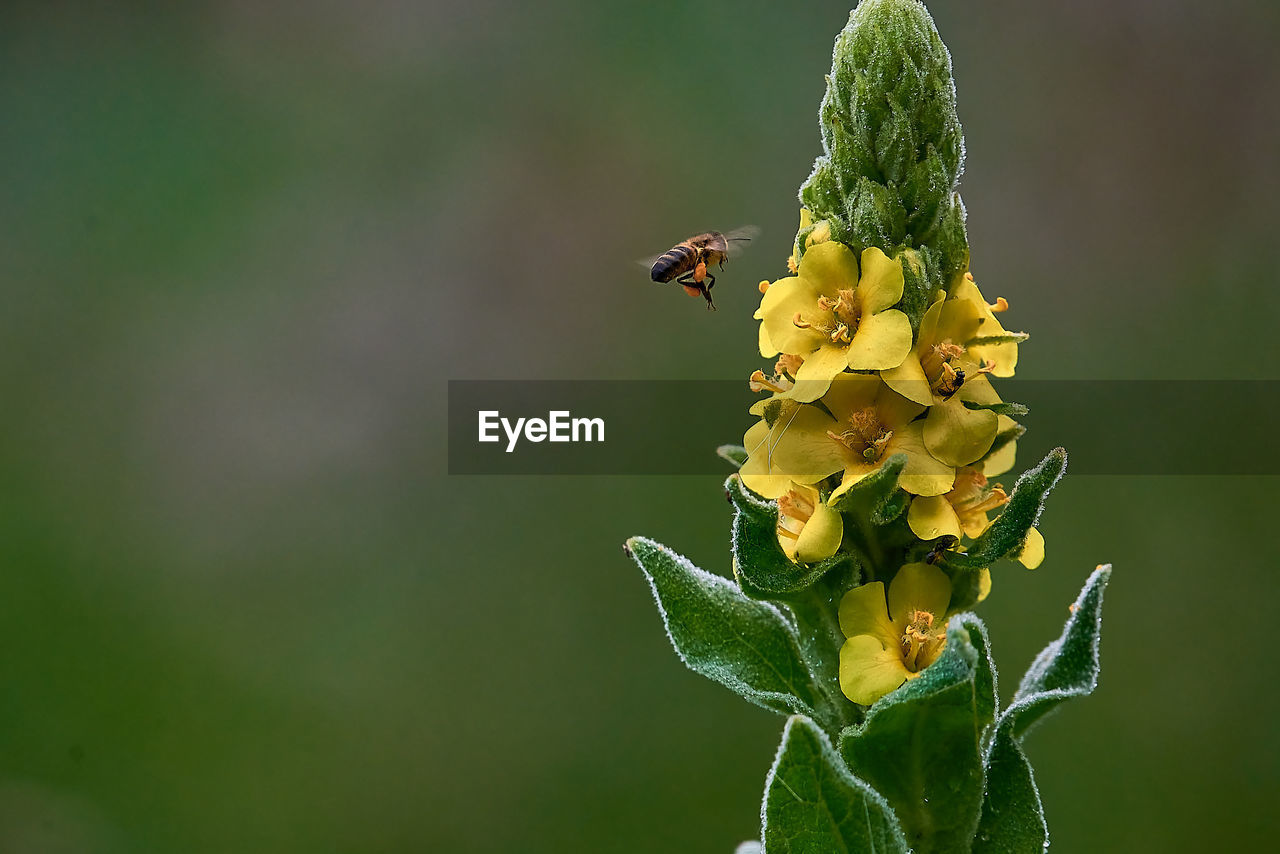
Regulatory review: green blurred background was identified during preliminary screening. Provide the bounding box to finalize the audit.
[1,0,1277,850]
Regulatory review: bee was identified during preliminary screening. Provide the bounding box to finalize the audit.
[646,226,758,311]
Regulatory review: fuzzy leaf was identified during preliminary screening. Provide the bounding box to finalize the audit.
[762,716,908,854]
[728,475,844,598]
[839,615,996,853]
[972,566,1111,853]
[626,536,822,717]
[735,844,764,854]
[944,448,1065,570]
[961,400,1029,418]
[718,444,749,468]
[829,453,908,524]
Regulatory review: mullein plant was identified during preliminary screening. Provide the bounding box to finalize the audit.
[625,1,1111,851]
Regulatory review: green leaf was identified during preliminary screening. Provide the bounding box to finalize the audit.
[718,444,749,468]
[839,615,997,853]
[967,332,1029,347]
[762,716,908,854]
[943,448,1066,570]
[973,566,1111,853]
[961,400,1029,418]
[626,536,822,718]
[829,453,907,524]
[728,475,847,598]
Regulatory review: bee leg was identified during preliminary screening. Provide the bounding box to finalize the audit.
[702,274,717,310]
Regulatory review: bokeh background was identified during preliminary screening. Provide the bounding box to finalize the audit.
[2,0,1278,851]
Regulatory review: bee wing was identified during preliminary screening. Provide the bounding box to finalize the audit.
[724,225,761,244]
[635,253,664,271]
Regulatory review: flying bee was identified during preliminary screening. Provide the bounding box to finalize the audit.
[645,226,759,311]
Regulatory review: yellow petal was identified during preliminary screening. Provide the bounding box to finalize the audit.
[791,344,850,403]
[740,420,796,499]
[766,406,850,485]
[857,248,906,313]
[916,294,945,351]
[760,276,827,357]
[953,275,1018,377]
[923,393,998,468]
[874,382,928,430]
[839,635,910,705]
[799,241,861,290]
[838,582,897,647]
[977,569,992,602]
[795,502,844,564]
[888,562,953,626]
[758,318,778,359]
[819,371,882,420]
[981,415,1018,477]
[888,421,956,496]
[935,295,983,345]
[1018,527,1045,569]
[908,495,964,541]
[881,354,932,407]
[846,309,913,371]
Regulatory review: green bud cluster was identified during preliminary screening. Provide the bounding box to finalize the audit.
[798,0,969,329]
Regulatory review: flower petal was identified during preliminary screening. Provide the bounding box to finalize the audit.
[758,317,778,359]
[792,344,850,402]
[888,562,952,626]
[799,240,861,291]
[907,495,964,541]
[795,502,844,564]
[857,247,906,313]
[981,414,1019,477]
[923,393,998,467]
[846,309,913,371]
[838,582,898,647]
[820,371,882,417]
[760,277,828,356]
[1018,527,1045,569]
[954,274,1019,376]
[740,419,798,499]
[881,354,932,406]
[767,405,851,484]
[839,634,909,705]
[888,421,956,496]
[875,382,927,429]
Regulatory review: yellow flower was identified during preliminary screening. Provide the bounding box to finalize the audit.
[907,466,1009,541]
[740,373,954,499]
[776,482,844,564]
[907,463,1047,571]
[838,563,952,705]
[951,272,1020,377]
[757,242,913,403]
[882,291,1005,467]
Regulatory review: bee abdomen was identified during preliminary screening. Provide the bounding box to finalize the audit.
[651,245,696,283]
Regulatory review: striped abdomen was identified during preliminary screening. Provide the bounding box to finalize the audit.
[651,244,698,283]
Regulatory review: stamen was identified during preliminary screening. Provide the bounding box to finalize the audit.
[758,280,771,294]
[792,312,812,329]
[989,296,1009,313]
[749,370,791,394]
[775,354,804,378]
